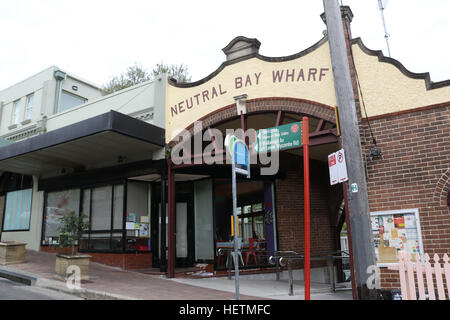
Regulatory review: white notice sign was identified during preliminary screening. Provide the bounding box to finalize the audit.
[328,149,348,185]
[328,153,338,185]
[336,149,348,183]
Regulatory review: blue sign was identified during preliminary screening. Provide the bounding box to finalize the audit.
[234,142,248,166]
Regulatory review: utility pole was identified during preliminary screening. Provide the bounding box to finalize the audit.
[378,0,391,57]
[322,0,378,300]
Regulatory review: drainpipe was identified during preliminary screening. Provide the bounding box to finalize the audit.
[53,70,66,114]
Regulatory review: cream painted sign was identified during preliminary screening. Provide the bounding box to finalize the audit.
[165,41,337,142]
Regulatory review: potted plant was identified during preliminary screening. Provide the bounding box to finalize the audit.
[54,211,91,280]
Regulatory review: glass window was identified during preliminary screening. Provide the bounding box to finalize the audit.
[126,182,150,252]
[24,94,34,120]
[88,233,111,251]
[43,189,80,245]
[11,99,22,125]
[370,209,424,265]
[60,90,86,113]
[3,189,33,231]
[79,184,124,251]
[82,189,91,223]
[113,185,124,230]
[91,186,112,230]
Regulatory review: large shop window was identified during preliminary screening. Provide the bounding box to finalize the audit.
[42,181,150,253]
[79,184,124,252]
[42,189,80,245]
[125,182,150,252]
[3,189,33,231]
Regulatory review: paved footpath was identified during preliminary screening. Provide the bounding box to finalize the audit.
[0,250,264,300]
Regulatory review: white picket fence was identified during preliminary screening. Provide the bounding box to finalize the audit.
[388,251,450,300]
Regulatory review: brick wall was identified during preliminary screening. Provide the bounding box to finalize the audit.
[41,246,152,270]
[88,252,152,270]
[361,103,450,290]
[275,156,340,268]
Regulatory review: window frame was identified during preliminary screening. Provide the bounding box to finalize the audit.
[79,182,127,253]
[2,188,33,232]
[59,90,87,113]
[370,208,424,267]
[41,188,81,245]
[11,98,22,125]
[24,93,34,120]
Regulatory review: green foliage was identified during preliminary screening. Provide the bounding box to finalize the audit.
[57,211,89,256]
[103,62,191,93]
[151,62,191,83]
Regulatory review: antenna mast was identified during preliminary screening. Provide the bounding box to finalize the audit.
[378,0,391,57]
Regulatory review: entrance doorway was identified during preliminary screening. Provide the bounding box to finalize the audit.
[151,185,195,268]
[214,179,276,268]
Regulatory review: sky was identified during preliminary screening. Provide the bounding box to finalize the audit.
[0,0,449,90]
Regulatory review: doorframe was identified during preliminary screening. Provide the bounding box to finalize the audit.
[150,181,195,268]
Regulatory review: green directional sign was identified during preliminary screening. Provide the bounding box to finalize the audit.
[253,121,302,153]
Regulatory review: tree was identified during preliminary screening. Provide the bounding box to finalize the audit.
[151,62,191,83]
[57,211,90,256]
[103,62,191,93]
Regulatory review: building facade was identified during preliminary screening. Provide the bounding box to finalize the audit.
[0,6,448,294]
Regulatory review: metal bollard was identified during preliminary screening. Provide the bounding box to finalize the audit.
[288,259,293,296]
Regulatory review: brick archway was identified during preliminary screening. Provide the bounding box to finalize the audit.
[434,169,450,208]
[170,97,336,145]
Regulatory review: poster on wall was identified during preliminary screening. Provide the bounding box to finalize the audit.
[139,223,149,238]
[370,209,423,264]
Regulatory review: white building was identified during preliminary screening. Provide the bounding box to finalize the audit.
[0,66,167,258]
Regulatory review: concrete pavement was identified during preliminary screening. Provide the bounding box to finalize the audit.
[0,250,352,300]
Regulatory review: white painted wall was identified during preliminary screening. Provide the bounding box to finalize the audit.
[45,78,164,132]
[0,66,106,141]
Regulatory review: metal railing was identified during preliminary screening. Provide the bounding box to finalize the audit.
[269,250,351,296]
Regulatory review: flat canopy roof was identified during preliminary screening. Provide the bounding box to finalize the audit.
[0,110,165,177]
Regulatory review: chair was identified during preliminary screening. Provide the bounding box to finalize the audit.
[245,238,258,265]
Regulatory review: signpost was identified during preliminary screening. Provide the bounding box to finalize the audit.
[301,117,310,301]
[225,134,250,300]
[252,122,302,154]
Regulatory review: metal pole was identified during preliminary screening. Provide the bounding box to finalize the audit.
[322,0,378,300]
[232,144,240,300]
[378,0,391,57]
[160,178,167,273]
[302,117,310,300]
[288,259,293,296]
[167,158,175,278]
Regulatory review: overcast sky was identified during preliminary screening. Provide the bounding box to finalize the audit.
[1,0,449,90]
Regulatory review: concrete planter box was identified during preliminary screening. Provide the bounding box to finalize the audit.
[55,253,91,281]
[0,241,27,265]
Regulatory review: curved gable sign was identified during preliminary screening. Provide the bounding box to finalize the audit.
[165,39,337,143]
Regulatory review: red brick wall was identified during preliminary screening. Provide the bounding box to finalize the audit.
[41,246,152,270]
[361,103,450,290]
[88,252,152,270]
[275,156,339,268]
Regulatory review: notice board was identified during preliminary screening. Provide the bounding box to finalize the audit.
[370,209,424,265]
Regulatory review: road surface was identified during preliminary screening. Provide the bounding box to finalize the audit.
[0,278,82,300]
